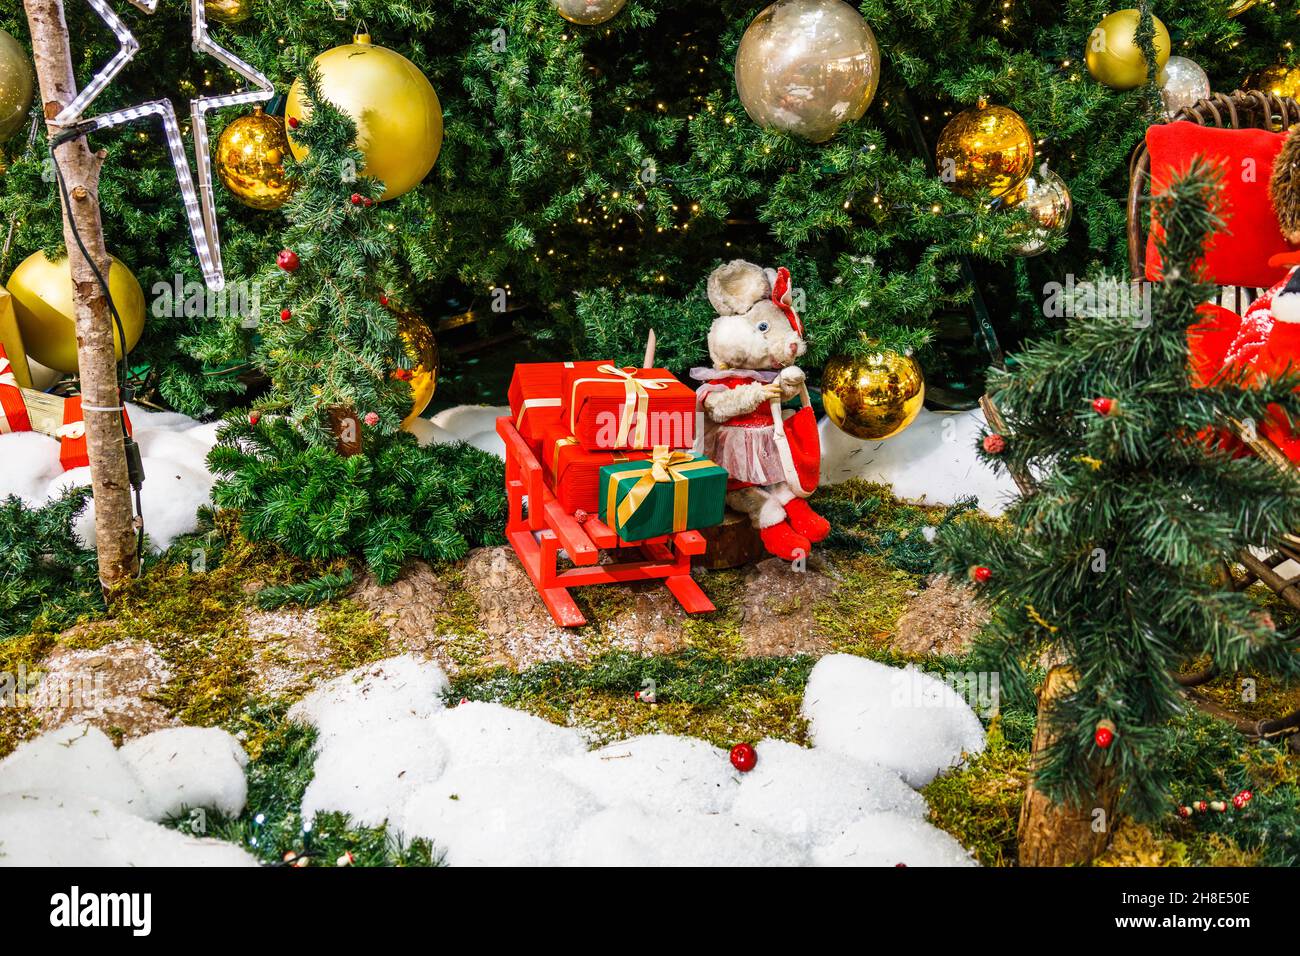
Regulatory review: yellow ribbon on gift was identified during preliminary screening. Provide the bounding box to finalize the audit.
[569,364,669,449]
[516,396,561,429]
[610,446,714,535]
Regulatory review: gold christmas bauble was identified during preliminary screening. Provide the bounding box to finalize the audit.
[205,0,255,24]
[936,98,1034,199]
[735,0,880,143]
[1005,165,1073,257]
[7,250,145,374]
[216,106,295,210]
[395,310,439,430]
[1227,0,1262,15]
[1085,9,1171,90]
[1250,64,1300,100]
[822,351,925,441]
[286,34,442,202]
[551,0,628,25]
[0,27,35,142]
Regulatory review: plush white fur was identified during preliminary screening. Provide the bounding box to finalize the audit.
[707,260,772,316]
[1274,271,1300,324]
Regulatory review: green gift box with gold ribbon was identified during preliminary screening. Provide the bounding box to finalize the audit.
[598,448,728,542]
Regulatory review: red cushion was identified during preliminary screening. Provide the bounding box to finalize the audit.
[1145,122,1298,290]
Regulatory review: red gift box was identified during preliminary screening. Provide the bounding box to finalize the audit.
[0,346,32,434]
[560,363,696,452]
[58,395,133,471]
[507,361,608,458]
[542,424,651,514]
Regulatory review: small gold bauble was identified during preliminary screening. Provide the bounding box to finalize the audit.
[735,0,880,143]
[286,34,442,202]
[0,27,35,142]
[216,106,295,210]
[1226,0,1262,16]
[205,0,255,24]
[1249,64,1300,100]
[936,98,1035,199]
[1085,9,1171,90]
[822,351,925,441]
[8,249,145,374]
[1005,165,1073,257]
[395,310,439,430]
[551,0,628,25]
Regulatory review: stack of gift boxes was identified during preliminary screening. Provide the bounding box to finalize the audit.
[508,360,727,541]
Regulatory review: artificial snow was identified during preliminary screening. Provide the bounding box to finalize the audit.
[0,723,258,866]
[801,654,987,788]
[0,401,218,550]
[289,654,988,866]
[409,404,509,458]
[819,406,1018,515]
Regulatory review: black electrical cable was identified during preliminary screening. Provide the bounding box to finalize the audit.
[47,127,146,571]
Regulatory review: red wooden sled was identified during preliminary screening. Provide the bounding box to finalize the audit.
[497,415,715,628]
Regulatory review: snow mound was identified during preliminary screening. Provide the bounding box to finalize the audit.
[402,764,601,866]
[0,401,219,550]
[813,811,979,867]
[555,734,740,816]
[564,804,808,867]
[0,723,257,865]
[731,738,927,846]
[802,654,987,787]
[288,653,449,741]
[119,727,248,820]
[820,406,1017,516]
[428,701,586,768]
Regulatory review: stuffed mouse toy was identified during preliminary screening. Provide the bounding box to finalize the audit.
[691,259,829,561]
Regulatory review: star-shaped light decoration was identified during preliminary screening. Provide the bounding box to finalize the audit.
[55,0,273,291]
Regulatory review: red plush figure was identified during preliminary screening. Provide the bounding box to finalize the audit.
[692,260,826,561]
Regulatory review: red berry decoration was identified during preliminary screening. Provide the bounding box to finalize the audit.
[1094,719,1116,749]
[287,116,299,129]
[970,565,992,583]
[277,249,300,272]
[280,308,292,322]
[363,197,374,207]
[350,193,362,205]
[982,433,1007,454]
[1177,805,1193,818]
[729,743,757,773]
[379,294,390,306]
[1092,397,1116,417]
[363,411,380,427]
[248,411,260,426]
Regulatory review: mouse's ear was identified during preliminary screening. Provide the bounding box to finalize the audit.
[707,260,771,315]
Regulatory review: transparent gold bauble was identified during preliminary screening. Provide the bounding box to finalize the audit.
[395,311,440,430]
[822,351,925,441]
[551,0,628,25]
[286,34,443,202]
[0,27,35,142]
[8,250,145,374]
[1159,56,1211,120]
[936,98,1035,199]
[735,0,880,143]
[216,106,295,210]
[1249,64,1300,100]
[205,0,255,25]
[1084,9,1171,90]
[1005,165,1073,257]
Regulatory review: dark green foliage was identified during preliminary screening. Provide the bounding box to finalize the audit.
[936,161,1300,820]
[0,490,101,638]
[255,569,355,610]
[208,416,507,584]
[820,490,979,574]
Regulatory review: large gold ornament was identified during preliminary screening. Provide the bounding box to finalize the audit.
[0,28,35,142]
[216,106,295,210]
[936,99,1034,200]
[205,0,255,24]
[1085,9,1171,90]
[1005,165,1073,257]
[822,351,925,441]
[551,0,628,25]
[1226,0,1262,15]
[735,0,881,143]
[1159,56,1210,120]
[395,310,439,430]
[1249,65,1300,100]
[8,250,146,374]
[286,34,443,202]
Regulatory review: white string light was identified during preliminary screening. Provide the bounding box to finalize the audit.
[54,0,273,291]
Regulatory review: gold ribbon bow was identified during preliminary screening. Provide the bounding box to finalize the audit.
[571,364,670,449]
[611,446,713,534]
[57,422,86,440]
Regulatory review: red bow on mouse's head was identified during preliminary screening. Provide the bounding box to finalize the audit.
[770,267,803,337]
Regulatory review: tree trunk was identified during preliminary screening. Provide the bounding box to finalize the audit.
[1018,666,1119,866]
[25,0,138,594]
